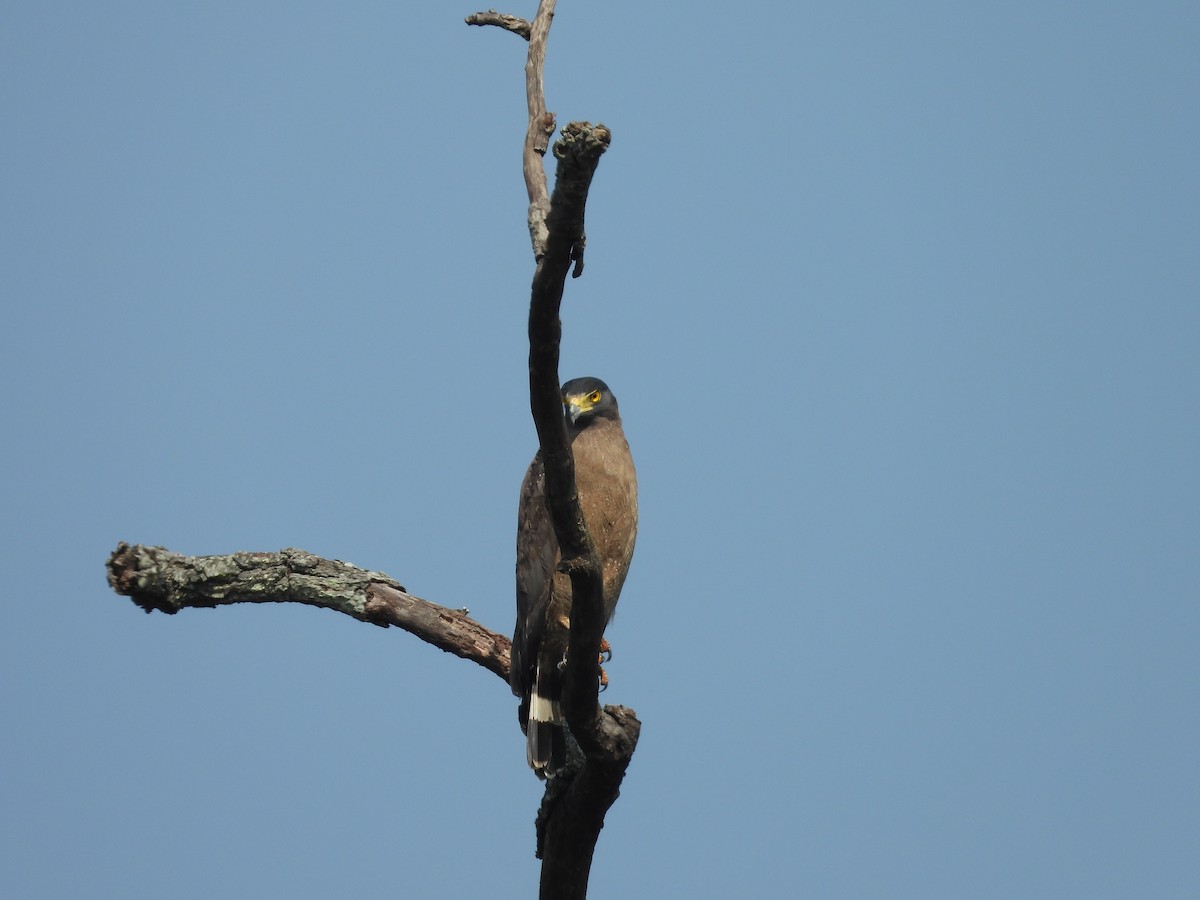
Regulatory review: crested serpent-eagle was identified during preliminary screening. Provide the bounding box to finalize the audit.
[510,377,638,776]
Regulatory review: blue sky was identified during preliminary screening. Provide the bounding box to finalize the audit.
[2,2,1198,897]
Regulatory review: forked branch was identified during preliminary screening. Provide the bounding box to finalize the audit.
[471,7,636,898]
[105,8,634,900]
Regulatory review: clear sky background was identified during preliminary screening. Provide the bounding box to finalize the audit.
[2,2,1197,898]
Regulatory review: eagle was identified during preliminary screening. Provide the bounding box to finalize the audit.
[510,377,638,776]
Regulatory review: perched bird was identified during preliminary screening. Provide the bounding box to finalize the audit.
[510,377,638,776]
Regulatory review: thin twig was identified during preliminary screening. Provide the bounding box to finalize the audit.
[467,1,561,261]
[523,0,558,258]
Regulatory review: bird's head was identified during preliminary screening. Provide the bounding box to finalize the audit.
[562,377,620,427]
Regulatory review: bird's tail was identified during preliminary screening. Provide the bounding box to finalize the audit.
[527,663,566,776]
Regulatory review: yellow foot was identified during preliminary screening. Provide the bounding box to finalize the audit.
[596,639,613,691]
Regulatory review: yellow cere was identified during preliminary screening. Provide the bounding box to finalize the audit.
[565,391,597,411]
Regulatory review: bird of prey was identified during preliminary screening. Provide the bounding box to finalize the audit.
[510,377,638,776]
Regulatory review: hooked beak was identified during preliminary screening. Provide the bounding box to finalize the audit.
[563,393,593,425]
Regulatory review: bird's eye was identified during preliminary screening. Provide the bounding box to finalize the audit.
[588,390,602,403]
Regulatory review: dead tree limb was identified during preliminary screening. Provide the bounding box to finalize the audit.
[105,542,511,681]
[521,1,557,260]
[464,11,532,40]
[469,0,558,258]
[470,4,636,897]
[526,123,633,900]
[105,7,633,899]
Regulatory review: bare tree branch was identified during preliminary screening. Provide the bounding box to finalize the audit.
[522,0,558,258]
[464,11,532,40]
[104,9,632,900]
[105,542,511,681]
[469,6,633,897]
[525,121,631,900]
